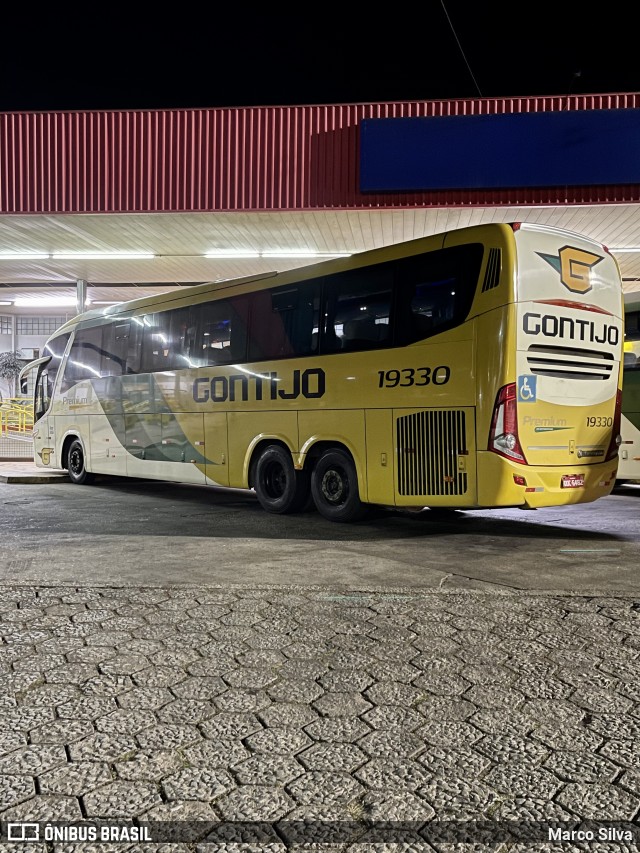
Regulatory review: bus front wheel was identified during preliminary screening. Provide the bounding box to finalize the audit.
[253,445,310,514]
[67,439,95,485]
[311,448,368,523]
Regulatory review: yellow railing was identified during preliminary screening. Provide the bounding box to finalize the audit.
[0,398,34,434]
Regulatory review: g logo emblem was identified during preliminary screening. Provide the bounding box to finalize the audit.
[537,246,604,295]
[558,246,603,294]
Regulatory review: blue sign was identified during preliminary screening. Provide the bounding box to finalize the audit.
[359,110,640,192]
[517,375,537,403]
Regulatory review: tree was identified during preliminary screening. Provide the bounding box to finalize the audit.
[0,351,24,399]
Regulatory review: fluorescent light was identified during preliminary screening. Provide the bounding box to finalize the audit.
[0,253,49,260]
[13,296,90,307]
[92,301,122,305]
[205,250,260,258]
[610,248,640,253]
[0,300,13,305]
[205,249,352,259]
[261,250,320,258]
[52,252,155,260]
[260,250,351,258]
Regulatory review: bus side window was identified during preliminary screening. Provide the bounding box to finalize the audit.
[103,323,129,376]
[60,326,103,392]
[195,297,249,366]
[123,318,143,374]
[322,267,392,353]
[34,367,50,421]
[167,307,194,370]
[341,316,389,350]
[135,308,193,373]
[395,244,483,344]
[248,283,320,361]
[41,333,71,400]
[411,313,434,337]
[139,313,170,374]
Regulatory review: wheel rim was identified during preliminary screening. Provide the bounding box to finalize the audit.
[69,447,83,476]
[320,466,348,505]
[263,460,287,499]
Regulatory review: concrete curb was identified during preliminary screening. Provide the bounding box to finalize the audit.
[0,463,69,484]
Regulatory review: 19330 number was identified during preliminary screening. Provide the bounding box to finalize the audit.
[586,416,613,427]
[377,366,451,388]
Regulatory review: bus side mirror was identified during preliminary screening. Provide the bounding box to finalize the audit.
[20,376,28,394]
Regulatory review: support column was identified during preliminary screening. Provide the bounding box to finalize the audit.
[76,279,87,315]
[11,314,17,396]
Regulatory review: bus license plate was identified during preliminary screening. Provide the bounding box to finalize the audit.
[561,474,585,489]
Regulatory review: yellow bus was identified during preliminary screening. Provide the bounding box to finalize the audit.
[19,222,624,522]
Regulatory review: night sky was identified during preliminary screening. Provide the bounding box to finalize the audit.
[2,5,639,113]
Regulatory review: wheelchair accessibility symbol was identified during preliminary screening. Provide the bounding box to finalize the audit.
[517,375,537,403]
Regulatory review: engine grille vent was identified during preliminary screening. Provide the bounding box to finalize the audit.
[481,248,501,292]
[396,410,468,496]
[526,344,615,380]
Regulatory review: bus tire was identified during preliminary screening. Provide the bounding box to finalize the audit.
[311,448,368,523]
[66,438,95,485]
[253,445,310,514]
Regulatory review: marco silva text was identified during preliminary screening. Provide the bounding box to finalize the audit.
[549,826,636,843]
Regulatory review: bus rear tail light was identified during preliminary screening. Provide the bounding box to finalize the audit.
[489,383,527,464]
[605,389,623,461]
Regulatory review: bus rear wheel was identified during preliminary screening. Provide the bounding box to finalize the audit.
[253,445,310,514]
[311,448,368,523]
[66,439,95,485]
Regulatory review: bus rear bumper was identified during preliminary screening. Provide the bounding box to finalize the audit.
[477,452,618,508]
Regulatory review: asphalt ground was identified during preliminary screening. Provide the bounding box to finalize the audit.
[1,469,639,851]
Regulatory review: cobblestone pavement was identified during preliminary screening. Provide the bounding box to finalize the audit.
[1,583,639,852]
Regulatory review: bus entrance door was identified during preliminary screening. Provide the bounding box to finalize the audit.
[161,412,207,483]
[204,413,229,486]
